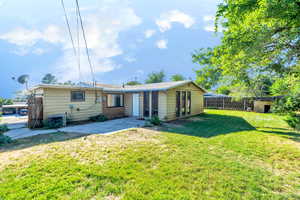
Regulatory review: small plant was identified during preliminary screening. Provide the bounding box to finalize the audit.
[0,124,9,133]
[89,114,108,122]
[0,133,12,144]
[149,115,162,126]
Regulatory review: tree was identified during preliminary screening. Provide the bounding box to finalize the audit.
[216,85,230,95]
[126,81,141,86]
[192,0,300,128]
[171,74,185,81]
[192,48,222,90]
[42,73,57,84]
[16,75,29,90]
[145,71,165,84]
[0,98,13,106]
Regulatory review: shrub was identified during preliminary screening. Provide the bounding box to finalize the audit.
[89,114,108,122]
[149,115,162,126]
[0,134,12,144]
[43,119,64,129]
[0,124,9,133]
[285,114,300,130]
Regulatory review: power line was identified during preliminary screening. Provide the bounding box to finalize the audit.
[75,0,95,86]
[60,0,81,80]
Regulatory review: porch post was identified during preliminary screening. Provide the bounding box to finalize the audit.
[149,91,152,118]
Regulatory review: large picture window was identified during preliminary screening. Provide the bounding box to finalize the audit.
[187,91,191,114]
[107,94,124,107]
[151,91,159,116]
[143,92,150,117]
[71,91,85,102]
[176,91,181,117]
[182,91,186,115]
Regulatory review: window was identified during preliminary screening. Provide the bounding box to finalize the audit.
[107,94,124,107]
[152,91,159,116]
[182,91,186,115]
[143,92,150,117]
[71,91,85,102]
[187,91,191,114]
[176,91,181,117]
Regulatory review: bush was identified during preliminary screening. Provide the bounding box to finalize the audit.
[0,124,9,133]
[43,119,64,129]
[0,134,12,144]
[285,114,300,130]
[89,114,108,122]
[149,115,162,126]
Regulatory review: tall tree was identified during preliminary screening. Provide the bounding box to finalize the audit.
[145,71,165,83]
[171,74,185,81]
[192,48,222,90]
[0,98,13,106]
[42,73,57,84]
[193,0,300,128]
[16,75,29,90]
[126,81,141,86]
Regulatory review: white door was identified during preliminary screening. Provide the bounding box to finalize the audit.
[132,93,140,117]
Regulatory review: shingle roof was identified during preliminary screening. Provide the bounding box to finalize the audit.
[102,80,206,92]
[32,81,206,93]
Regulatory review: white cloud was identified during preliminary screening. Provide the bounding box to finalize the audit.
[204,25,215,32]
[156,10,195,32]
[203,15,214,22]
[156,39,168,49]
[144,29,156,38]
[124,55,136,63]
[0,0,142,81]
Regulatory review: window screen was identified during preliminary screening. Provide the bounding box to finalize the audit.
[107,94,124,107]
[71,91,85,102]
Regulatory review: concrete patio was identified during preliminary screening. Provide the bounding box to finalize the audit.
[4,117,145,140]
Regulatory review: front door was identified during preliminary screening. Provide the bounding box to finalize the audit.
[132,93,140,116]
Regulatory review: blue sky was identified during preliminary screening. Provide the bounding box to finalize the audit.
[0,0,221,98]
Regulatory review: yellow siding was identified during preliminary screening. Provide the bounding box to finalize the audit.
[139,92,144,118]
[254,101,272,113]
[166,83,204,121]
[43,88,103,122]
[158,91,167,120]
[124,93,132,116]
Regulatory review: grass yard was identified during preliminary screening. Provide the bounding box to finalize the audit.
[0,110,299,200]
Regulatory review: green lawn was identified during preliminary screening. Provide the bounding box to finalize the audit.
[0,110,299,200]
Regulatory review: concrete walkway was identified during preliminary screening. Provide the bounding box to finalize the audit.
[58,117,145,134]
[4,117,145,140]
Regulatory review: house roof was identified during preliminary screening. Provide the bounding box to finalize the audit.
[31,84,103,91]
[102,80,206,93]
[32,81,206,93]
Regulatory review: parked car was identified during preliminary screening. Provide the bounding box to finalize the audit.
[19,109,28,116]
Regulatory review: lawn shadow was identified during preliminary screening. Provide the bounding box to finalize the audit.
[163,113,256,138]
[0,132,93,153]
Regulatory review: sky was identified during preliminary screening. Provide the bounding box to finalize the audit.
[0,0,221,98]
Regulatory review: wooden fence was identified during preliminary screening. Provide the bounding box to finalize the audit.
[204,97,254,111]
[28,96,43,128]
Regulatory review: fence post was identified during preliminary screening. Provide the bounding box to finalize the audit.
[244,98,246,110]
[223,97,225,109]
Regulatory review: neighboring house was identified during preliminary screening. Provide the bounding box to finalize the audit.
[30,80,205,123]
[1,103,28,115]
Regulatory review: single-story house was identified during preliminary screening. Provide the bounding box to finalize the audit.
[30,80,206,124]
